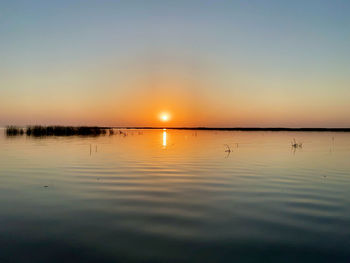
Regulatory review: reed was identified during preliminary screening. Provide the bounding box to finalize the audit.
[6,126,109,137]
[5,126,25,136]
[291,138,303,148]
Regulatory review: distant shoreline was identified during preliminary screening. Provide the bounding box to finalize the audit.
[3,126,350,133]
[112,127,350,132]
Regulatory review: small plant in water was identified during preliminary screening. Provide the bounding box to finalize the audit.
[224,144,232,158]
[291,138,303,148]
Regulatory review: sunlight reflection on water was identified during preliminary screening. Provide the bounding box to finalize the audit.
[163,129,167,147]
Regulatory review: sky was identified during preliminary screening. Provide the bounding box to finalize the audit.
[1,0,349,127]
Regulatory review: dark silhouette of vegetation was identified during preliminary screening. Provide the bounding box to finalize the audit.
[6,126,25,136]
[224,144,231,153]
[6,126,350,137]
[291,138,303,148]
[224,144,231,158]
[6,126,110,137]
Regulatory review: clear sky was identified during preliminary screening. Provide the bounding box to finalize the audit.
[1,0,349,127]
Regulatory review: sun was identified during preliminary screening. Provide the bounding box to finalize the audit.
[161,114,168,121]
[160,113,170,122]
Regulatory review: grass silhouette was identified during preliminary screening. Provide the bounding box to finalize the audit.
[6,126,111,137]
[6,126,25,136]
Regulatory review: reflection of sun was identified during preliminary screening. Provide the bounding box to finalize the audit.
[163,130,167,147]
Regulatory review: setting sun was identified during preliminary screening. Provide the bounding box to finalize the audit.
[160,113,170,122]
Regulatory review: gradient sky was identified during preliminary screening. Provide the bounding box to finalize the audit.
[1,0,349,127]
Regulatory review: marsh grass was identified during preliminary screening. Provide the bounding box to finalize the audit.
[6,126,110,137]
[291,138,303,148]
[6,126,25,136]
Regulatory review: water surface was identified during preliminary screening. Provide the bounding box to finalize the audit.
[0,129,349,262]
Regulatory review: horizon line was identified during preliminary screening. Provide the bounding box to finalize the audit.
[112,127,350,132]
[2,126,350,132]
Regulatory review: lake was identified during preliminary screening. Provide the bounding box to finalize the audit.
[0,128,349,262]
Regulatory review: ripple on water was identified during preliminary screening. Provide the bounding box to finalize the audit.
[0,130,350,262]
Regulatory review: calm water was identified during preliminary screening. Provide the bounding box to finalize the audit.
[0,129,349,262]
